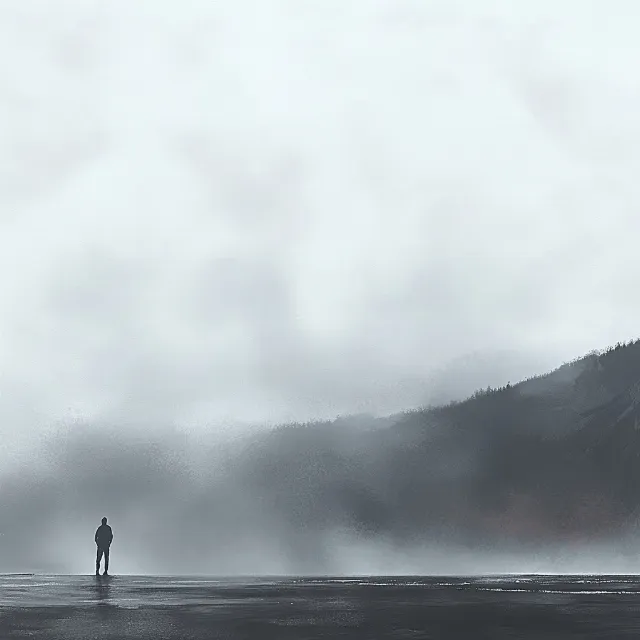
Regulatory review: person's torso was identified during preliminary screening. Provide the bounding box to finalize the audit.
[96,525,112,545]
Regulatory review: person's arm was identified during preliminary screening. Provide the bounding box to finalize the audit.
[95,529,99,544]
[108,528,113,545]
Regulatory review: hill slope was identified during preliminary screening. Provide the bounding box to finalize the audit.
[232,339,640,550]
[2,340,640,574]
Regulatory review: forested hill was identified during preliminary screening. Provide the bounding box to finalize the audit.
[232,339,640,549]
[3,340,640,574]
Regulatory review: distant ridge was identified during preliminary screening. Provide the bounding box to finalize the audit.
[3,340,640,575]
[232,338,640,549]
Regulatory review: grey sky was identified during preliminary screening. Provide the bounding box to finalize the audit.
[1,0,640,453]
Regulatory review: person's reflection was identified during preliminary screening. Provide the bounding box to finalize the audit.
[94,577,112,605]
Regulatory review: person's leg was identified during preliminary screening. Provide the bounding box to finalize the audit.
[104,548,110,574]
[96,548,103,575]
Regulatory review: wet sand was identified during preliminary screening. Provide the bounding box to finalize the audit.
[2,575,640,638]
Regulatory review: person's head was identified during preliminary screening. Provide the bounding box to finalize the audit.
[101,517,107,525]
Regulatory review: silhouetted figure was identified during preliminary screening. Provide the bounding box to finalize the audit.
[95,517,113,576]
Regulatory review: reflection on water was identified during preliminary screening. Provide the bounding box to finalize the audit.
[2,575,640,640]
[2,575,640,610]
[93,577,112,605]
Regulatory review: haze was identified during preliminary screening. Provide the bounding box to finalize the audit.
[1,1,640,574]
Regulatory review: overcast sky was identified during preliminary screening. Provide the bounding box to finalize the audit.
[2,0,640,453]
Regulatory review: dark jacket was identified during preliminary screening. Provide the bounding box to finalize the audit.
[95,524,113,548]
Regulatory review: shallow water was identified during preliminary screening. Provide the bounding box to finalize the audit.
[3,573,640,607]
[1,574,640,638]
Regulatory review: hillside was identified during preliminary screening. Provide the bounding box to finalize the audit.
[231,339,640,551]
[2,340,640,575]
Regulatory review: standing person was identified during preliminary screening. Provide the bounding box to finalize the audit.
[95,517,113,576]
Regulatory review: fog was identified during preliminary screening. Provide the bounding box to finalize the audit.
[0,418,639,576]
[1,1,640,574]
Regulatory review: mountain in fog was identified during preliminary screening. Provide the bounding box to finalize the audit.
[2,339,640,575]
[231,339,640,553]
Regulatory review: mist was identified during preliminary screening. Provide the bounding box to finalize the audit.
[3,348,640,577]
[0,420,610,575]
[2,1,640,575]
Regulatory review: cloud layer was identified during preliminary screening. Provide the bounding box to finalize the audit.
[1,1,640,448]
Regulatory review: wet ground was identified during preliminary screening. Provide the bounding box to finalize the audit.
[2,574,640,638]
